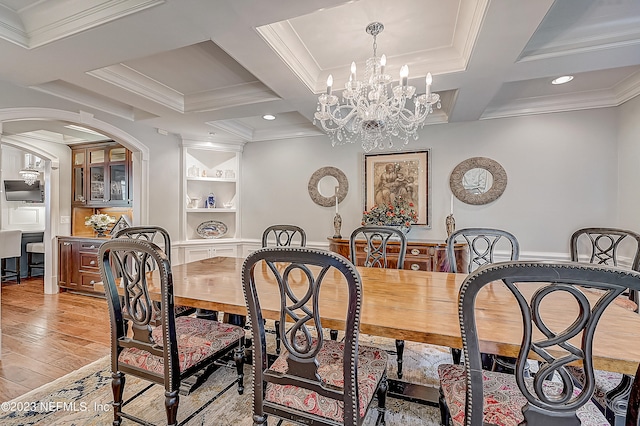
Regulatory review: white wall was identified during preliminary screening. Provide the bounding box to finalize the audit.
[617,94,640,231]
[0,79,629,259]
[242,108,619,256]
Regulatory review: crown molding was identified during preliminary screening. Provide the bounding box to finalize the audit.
[185,82,281,113]
[0,0,165,49]
[30,80,157,121]
[88,64,184,112]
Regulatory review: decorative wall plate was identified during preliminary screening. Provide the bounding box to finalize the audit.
[196,220,228,239]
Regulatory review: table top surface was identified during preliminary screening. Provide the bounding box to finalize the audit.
[101,256,640,375]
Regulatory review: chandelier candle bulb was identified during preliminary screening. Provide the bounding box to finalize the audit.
[400,65,409,88]
[380,54,386,75]
[426,72,432,98]
[326,75,333,95]
[350,62,356,81]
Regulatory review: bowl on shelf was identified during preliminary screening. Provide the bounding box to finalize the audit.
[188,197,201,208]
[223,201,234,209]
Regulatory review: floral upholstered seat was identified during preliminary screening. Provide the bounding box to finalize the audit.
[437,261,640,426]
[243,247,389,426]
[266,338,388,423]
[119,316,245,375]
[565,366,625,410]
[438,364,609,426]
[99,238,245,426]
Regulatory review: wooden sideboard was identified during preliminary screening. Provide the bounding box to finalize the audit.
[58,236,108,295]
[328,237,468,272]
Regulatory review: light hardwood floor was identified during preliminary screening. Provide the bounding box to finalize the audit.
[0,277,110,401]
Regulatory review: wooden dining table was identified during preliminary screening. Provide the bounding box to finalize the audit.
[100,255,640,376]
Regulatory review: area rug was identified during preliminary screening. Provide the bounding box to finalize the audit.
[0,331,450,425]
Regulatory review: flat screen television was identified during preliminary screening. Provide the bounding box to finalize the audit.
[4,180,44,202]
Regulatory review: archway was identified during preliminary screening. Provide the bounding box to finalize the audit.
[0,108,149,294]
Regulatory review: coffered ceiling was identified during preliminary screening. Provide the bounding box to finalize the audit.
[0,0,638,144]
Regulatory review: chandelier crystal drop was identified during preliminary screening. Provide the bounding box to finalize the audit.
[314,22,440,152]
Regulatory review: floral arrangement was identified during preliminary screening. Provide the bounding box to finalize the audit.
[362,199,418,228]
[85,213,116,233]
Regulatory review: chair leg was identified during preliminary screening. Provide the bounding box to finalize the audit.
[376,375,388,425]
[15,256,20,284]
[253,413,268,425]
[165,389,179,426]
[274,320,281,354]
[27,252,32,278]
[111,371,125,426]
[439,385,451,426]
[395,339,405,379]
[234,344,245,395]
[451,348,462,365]
[330,329,338,341]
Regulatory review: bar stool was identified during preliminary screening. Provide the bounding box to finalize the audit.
[0,230,22,283]
[26,242,45,277]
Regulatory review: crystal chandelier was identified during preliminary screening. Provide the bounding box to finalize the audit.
[314,22,440,152]
[19,166,40,185]
[20,154,41,185]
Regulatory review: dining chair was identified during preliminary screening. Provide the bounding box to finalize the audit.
[99,238,245,426]
[0,230,22,284]
[568,227,640,424]
[349,225,408,379]
[438,261,640,426]
[26,241,45,277]
[242,246,388,426]
[262,224,307,354]
[446,227,520,369]
[112,225,196,321]
[628,364,640,426]
[261,224,307,247]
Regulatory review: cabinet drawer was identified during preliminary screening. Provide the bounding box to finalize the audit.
[79,241,101,252]
[80,252,99,270]
[402,261,431,271]
[80,272,102,288]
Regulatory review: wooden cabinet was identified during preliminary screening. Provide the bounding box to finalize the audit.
[327,237,469,272]
[72,142,132,207]
[58,236,105,294]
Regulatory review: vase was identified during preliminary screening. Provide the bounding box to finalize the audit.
[389,225,411,235]
[94,228,107,237]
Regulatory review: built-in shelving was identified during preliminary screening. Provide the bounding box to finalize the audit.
[180,141,243,246]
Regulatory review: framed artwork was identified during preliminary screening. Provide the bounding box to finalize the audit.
[363,149,431,226]
[109,214,131,236]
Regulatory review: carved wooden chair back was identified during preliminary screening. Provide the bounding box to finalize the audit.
[242,247,388,426]
[112,226,194,320]
[261,224,306,247]
[571,227,640,310]
[99,238,245,425]
[446,227,520,273]
[113,225,171,261]
[349,225,407,269]
[456,261,640,426]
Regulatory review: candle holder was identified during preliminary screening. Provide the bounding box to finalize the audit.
[333,213,342,239]
[446,214,456,240]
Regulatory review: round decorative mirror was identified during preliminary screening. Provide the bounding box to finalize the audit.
[308,166,349,207]
[450,157,506,205]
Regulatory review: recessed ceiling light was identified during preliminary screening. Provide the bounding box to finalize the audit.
[552,75,573,85]
[262,114,276,120]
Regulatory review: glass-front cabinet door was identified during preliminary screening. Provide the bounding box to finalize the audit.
[71,142,131,207]
[107,146,129,205]
[72,150,86,203]
[88,147,106,203]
